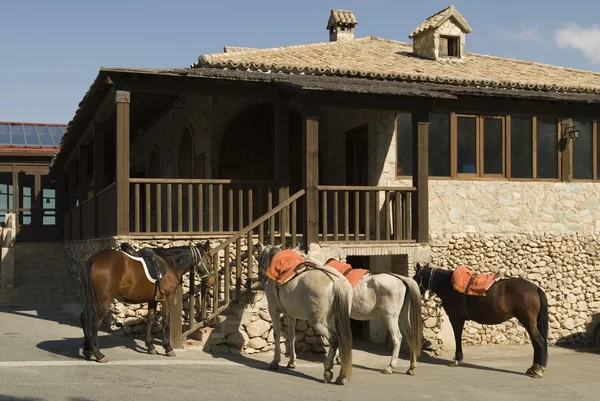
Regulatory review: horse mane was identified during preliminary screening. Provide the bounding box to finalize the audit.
[153,245,197,273]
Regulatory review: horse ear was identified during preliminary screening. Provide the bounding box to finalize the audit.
[203,240,211,252]
[415,263,422,272]
[293,243,301,252]
[256,241,265,252]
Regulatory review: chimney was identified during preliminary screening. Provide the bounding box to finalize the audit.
[327,9,357,42]
[409,5,472,61]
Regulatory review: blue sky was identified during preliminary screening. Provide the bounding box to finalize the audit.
[1,0,599,124]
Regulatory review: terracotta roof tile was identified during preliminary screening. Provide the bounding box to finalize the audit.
[192,36,600,94]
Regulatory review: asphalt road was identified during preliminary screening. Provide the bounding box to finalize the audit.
[1,303,600,401]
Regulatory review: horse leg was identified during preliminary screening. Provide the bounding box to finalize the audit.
[90,299,111,363]
[146,300,158,355]
[382,313,402,375]
[79,312,91,360]
[268,304,283,370]
[286,317,297,369]
[161,299,176,357]
[398,313,418,376]
[448,315,465,367]
[313,322,336,384]
[518,315,545,379]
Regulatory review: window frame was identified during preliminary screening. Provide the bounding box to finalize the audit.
[440,35,460,58]
[396,111,600,182]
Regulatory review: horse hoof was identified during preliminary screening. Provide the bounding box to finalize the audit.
[334,376,347,385]
[286,361,296,369]
[381,367,393,375]
[148,348,158,355]
[324,371,334,383]
[166,350,176,357]
[448,360,459,367]
[526,368,543,379]
[95,355,108,363]
[82,350,92,361]
[405,368,415,376]
[268,362,279,371]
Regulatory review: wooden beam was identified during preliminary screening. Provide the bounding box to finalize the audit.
[311,92,432,112]
[302,110,319,251]
[412,111,429,244]
[169,285,183,349]
[113,74,275,99]
[96,86,117,123]
[274,91,290,235]
[115,90,130,236]
[93,122,105,237]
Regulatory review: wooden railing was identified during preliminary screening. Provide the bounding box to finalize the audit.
[181,189,306,340]
[81,198,95,239]
[129,179,282,236]
[96,183,117,236]
[318,185,416,243]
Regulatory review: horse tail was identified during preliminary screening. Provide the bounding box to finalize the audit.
[331,278,353,380]
[536,286,549,367]
[398,275,423,359]
[81,258,98,341]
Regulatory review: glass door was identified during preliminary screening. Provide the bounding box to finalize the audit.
[14,170,58,242]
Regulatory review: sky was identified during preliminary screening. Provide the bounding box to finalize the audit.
[1,0,599,124]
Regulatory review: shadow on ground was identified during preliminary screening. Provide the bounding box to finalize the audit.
[0,397,96,401]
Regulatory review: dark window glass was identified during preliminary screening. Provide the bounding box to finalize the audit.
[572,119,593,180]
[536,118,558,179]
[429,113,451,176]
[396,112,412,176]
[483,118,503,175]
[510,117,533,178]
[457,116,477,174]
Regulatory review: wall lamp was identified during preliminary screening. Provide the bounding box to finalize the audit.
[563,125,580,139]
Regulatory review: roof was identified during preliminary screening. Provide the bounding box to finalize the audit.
[327,10,358,29]
[0,122,66,149]
[409,5,472,39]
[192,36,600,95]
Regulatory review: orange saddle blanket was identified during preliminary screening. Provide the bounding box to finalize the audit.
[325,259,369,289]
[451,266,497,296]
[265,249,307,285]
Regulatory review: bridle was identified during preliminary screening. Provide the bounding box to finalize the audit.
[417,265,439,297]
[190,245,212,279]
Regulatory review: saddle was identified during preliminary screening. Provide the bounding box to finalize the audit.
[265,249,319,285]
[120,243,168,302]
[324,258,369,289]
[451,265,497,297]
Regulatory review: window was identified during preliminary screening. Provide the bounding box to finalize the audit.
[456,116,477,174]
[396,111,599,182]
[456,114,505,177]
[440,36,460,58]
[536,118,558,179]
[571,119,593,180]
[510,117,533,178]
[429,113,451,176]
[396,113,412,176]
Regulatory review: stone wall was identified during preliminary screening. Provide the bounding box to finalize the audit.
[427,232,600,347]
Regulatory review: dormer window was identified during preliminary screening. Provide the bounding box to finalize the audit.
[440,36,460,58]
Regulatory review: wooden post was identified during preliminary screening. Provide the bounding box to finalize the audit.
[93,122,105,236]
[170,285,183,349]
[411,111,429,244]
[68,161,78,210]
[302,109,319,251]
[115,90,130,235]
[274,92,290,238]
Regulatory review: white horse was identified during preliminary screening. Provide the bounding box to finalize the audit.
[294,254,423,375]
[257,244,353,385]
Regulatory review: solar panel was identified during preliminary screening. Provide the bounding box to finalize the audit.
[0,123,67,148]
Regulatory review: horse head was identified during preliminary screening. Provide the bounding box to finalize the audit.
[413,262,433,296]
[190,240,214,285]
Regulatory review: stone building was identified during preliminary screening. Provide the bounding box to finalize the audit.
[51,6,600,353]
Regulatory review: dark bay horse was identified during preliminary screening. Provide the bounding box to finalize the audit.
[413,263,548,378]
[79,241,213,362]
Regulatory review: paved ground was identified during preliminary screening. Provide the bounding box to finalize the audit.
[0,243,77,306]
[1,243,599,400]
[1,301,600,401]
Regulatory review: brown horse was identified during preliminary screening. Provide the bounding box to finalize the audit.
[413,263,548,378]
[79,241,213,362]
